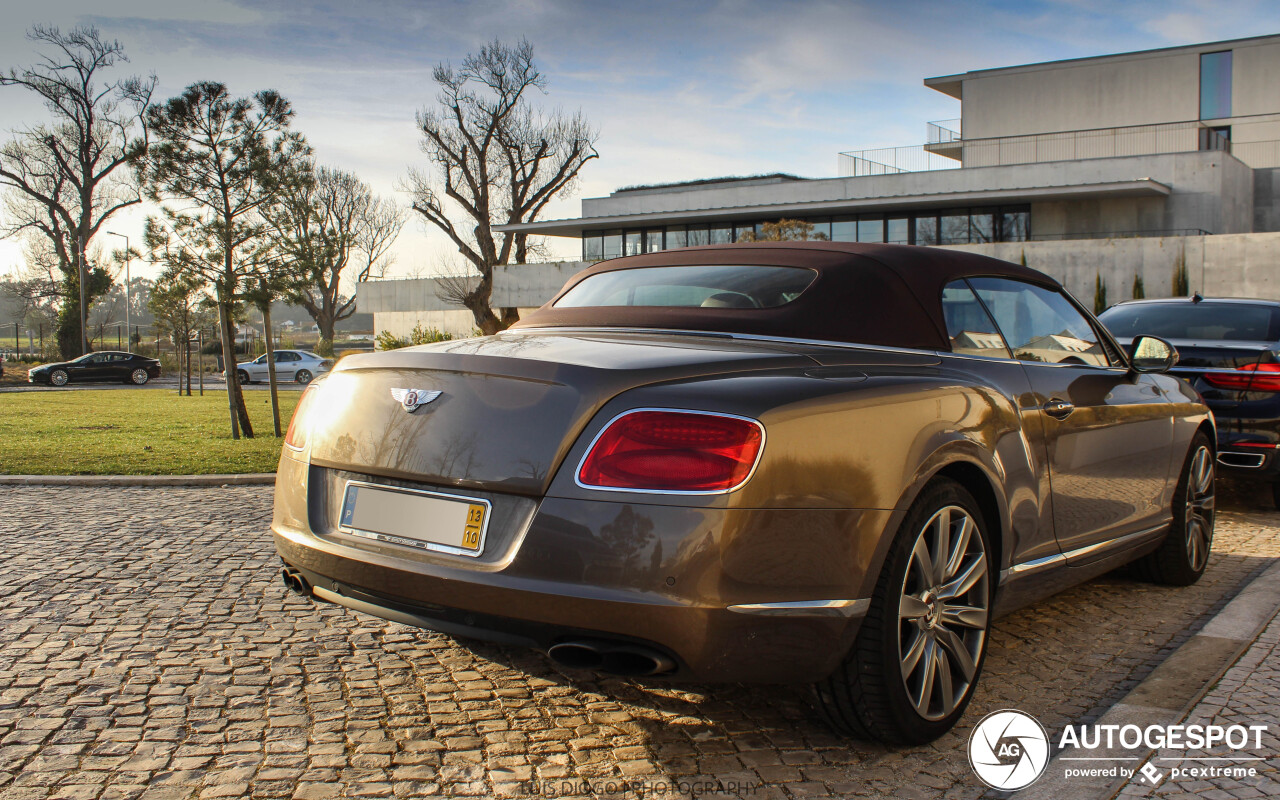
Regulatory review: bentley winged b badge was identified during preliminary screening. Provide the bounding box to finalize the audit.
[390,388,442,413]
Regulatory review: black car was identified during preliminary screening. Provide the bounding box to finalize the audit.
[28,351,162,386]
[1100,297,1280,503]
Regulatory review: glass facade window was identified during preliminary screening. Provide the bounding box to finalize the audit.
[1200,50,1232,120]
[582,205,1030,257]
[602,230,623,259]
[831,216,857,242]
[940,214,970,245]
[915,216,939,246]
[1001,209,1029,242]
[857,217,884,243]
[970,212,995,243]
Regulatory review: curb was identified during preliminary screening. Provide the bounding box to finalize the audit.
[0,473,276,487]
[1019,559,1280,800]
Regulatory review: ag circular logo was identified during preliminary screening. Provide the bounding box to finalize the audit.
[968,709,1050,791]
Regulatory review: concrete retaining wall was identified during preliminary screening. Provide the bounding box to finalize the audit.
[945,231,1280,308]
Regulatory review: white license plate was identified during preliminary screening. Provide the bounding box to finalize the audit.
[338,481,489,557]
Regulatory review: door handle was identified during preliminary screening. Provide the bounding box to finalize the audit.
[1043,399,1075,420]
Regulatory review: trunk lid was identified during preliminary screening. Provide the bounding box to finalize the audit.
[305,329,821,495]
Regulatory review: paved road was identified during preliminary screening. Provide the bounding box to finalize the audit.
[0,379,303,394]
[1,484,1278,800]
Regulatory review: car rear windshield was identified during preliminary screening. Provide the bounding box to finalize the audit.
[553,265,817,309]
[1100,302,1280,341]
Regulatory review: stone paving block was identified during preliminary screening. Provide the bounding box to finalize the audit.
[1,484,1278,799]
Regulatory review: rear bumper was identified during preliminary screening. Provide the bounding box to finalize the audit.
[271,456,886,684]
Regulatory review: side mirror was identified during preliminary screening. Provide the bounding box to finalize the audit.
[1130,335,1178,374]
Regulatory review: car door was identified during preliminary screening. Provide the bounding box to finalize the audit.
[276,350,300,379]
[247,354,268,380]
[71,353,107,381]
[107,353,132,380]
[968,277,1175,557]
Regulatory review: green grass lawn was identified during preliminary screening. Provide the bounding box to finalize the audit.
[0,389,299,475]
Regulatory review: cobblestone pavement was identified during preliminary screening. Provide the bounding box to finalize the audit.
[1117,607,1280,800]
[1,483,1279,800]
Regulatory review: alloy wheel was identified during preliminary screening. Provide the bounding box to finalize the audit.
[1184,445,1214,573]
[131,368,148,385]
[897,505,989,721]
[51,370,68,386]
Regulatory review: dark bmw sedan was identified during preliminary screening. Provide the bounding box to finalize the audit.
[28,351,161,386]
[1100,297,1280,504]
[275,243,1213,744]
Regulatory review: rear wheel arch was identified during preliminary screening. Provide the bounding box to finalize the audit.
[931,461,1004,579]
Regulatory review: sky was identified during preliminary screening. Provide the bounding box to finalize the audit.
[2,0,1279,284]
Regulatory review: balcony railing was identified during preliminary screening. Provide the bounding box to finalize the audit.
[839,120,1241,177]
[927,118,961,144]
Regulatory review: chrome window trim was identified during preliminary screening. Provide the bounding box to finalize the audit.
[573,407,767,496]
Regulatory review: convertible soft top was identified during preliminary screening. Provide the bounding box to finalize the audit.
[512,242,1059,350]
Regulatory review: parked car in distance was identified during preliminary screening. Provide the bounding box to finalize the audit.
[28,351,161,386]
[1100,296,1280,504]
[274,243,1214,744]
[233,350,332,385]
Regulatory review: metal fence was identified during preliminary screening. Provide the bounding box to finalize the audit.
[837,120,1267,177]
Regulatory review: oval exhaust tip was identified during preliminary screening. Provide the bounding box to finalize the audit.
[547,642,604,670]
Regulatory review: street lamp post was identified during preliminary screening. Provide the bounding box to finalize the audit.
[106,231,131,351]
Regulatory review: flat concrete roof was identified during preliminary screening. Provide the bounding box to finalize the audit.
[498,179,1171,237]
[925,32,1280,99]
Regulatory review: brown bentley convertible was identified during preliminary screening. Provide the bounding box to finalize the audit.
[273,243,1214,743]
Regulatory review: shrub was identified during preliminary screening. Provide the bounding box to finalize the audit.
[376,323,456,351]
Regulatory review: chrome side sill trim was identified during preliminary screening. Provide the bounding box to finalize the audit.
[727,598,870,618]
[1006,523,1170,578]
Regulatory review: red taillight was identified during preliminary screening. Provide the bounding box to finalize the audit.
[284,384,320,449]
[1204,363,1280,392]
[577,410,764,492]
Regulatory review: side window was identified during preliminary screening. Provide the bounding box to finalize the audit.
[968,277,1113,367]
[941,280,1011,358]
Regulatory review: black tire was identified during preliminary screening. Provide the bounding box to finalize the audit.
[295,369,312,385]
[1137,432,1215,586]
[50,369,69,387]
[1269,481,1280,511]
[813,478,993,744]
[130,368,149,385]
[237,370,251,386]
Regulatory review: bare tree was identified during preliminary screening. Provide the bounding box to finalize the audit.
[0,25,154,358]
[149,267,210,396]
[141,81,308,439]
[265,162,404,353]
[738,219,830,242]
[405,38,598,334]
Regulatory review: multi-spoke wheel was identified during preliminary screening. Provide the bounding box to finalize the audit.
[814,478,992,744]
[1138,431,1215,586]
[50,369,69,386]
[897,505,989,721]
[130,368,149,385]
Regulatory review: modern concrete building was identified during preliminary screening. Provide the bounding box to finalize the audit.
[361,34,1280,337]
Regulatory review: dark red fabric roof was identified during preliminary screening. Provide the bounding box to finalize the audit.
[512,242,1060,350]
